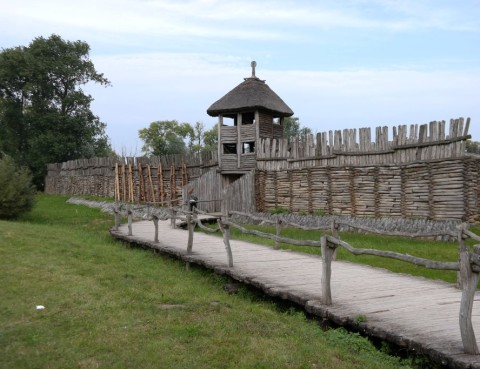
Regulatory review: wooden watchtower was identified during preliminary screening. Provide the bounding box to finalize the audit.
[207,61,294,183]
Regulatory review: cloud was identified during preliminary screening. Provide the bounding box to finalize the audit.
[84,52,480,153]
[2,0,478,50]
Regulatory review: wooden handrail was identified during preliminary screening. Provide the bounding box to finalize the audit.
[325,235,460,271]
[112,203,480,355]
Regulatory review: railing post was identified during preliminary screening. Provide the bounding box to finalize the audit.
[153,215,159,243]
[274,218,282,250]
[459,242,480,355]
[331,219,339,261]
[187,213,194,254]
[127,210,133,236]
[457,224,465,289]
[321,235,334,305]
[219,220,234,267]
[171,208,176,229]
[114,205,121,231]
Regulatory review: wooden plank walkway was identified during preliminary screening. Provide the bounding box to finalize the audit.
[111,219,480,369]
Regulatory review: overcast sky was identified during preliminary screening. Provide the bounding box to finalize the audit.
[1,0,479,154]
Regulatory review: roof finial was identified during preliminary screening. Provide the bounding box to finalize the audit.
[251,61,257,78]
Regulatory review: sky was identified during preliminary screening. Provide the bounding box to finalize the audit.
[1,0,479,154]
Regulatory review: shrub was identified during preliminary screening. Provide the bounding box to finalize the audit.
[0,155,36,219]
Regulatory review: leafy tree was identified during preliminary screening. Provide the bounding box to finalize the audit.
[203,124,218,152]
[466,140,480,154]
[0,154,36,219]
[283,116,311,140]
[0,34,112,189]
[189,121,205,153]
[139,120,194,156]
[188,121,219,153]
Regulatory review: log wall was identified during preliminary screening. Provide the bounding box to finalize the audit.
[45,117,479,222]
[255,157,480,222]
[45,151,218,204]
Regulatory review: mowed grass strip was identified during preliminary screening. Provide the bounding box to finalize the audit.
[0,195,413,369]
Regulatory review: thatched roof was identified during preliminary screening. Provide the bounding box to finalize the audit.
[207,76,294,118]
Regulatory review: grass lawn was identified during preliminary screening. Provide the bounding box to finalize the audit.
[0,194,414,369]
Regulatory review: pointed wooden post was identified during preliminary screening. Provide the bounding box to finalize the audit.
[121,164,126,202]
[114,163,120,201]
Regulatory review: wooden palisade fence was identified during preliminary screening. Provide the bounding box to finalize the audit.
[113,203,480,355]
[46,118,480,222]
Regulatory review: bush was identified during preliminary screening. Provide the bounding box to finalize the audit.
[0,155,36,219]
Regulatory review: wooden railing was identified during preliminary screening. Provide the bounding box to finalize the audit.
[112,204,480,355]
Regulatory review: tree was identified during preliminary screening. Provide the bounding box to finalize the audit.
[139,120,194,156]
[466,140,480,154]
[203,124,218,152]
[0,154,36,219]
[0,34,112,189]
[188,122,219,153]
[283,117,311,140]
[189,121,205,153]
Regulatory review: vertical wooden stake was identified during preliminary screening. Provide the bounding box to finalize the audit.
[158,162,164,206]
[127,210,133,236]
[321,236,333,305]
[114,163,120,201]
[153,216,159,243]
[459,244,480,355]
[121,164,126,202]
[128,163,134,202]
[138,163,145,203]
[187,214,194,254]
[147,164,154,204]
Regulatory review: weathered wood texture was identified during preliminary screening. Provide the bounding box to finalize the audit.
[44,118,479,222]
[45,151,218,202]
[257,118,470,169]
[180,169,256,213]
[256,156,480,222]
[111,219,480,369]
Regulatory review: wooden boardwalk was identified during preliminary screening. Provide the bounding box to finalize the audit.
[111,219,480,369]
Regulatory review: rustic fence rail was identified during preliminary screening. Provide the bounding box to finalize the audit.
[112,204,480,355]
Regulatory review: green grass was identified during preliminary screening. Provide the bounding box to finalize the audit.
[0,194,414,369]
[205,222,480,285]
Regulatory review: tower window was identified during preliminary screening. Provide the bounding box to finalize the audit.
[242,142,255,154]
[241,112,255,125]
[223,143,237,154]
